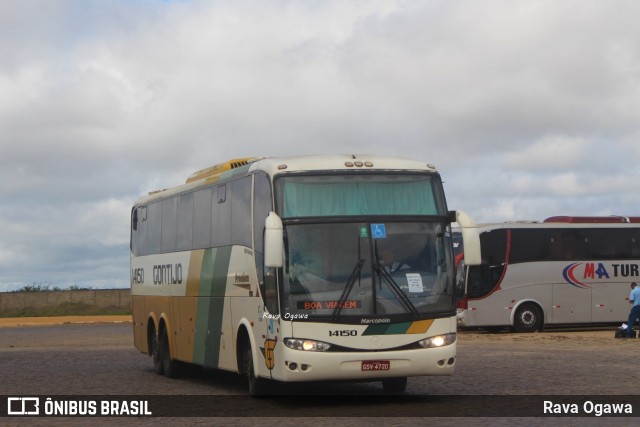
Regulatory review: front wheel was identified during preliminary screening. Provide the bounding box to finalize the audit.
[513,303,542,333]
[243,342,268,396]
[382,377,407,394]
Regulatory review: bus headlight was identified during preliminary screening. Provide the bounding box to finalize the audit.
[418,333,456,348]
[284,338,332,352]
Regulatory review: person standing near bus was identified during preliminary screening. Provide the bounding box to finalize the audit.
[627,282,640,338]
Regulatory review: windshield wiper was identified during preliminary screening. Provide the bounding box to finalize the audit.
[374,263,419,317]
[331,258,365,321]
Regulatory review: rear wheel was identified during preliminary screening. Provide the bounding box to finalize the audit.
[513,303,542,333]
[151,329,163,375]
[382,377,407,394]
[160,328,180,378]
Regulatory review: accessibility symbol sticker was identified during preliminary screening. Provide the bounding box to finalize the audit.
[371,224,387,239]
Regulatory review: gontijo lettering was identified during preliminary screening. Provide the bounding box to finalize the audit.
[152,263,182,285]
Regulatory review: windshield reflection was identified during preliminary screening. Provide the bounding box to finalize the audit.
[281,222,455,319]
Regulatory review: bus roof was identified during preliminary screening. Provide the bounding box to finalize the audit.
[249,154,438,178]
[470,221,640,232]
[543,215,640,223]
[136,154,440,205]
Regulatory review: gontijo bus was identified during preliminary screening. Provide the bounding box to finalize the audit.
[455,216,640,332]
[130,155,481,394]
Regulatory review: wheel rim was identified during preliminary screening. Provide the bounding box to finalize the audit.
[520,310,535,326]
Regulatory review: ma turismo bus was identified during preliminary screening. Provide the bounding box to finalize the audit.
[455,216,640,332]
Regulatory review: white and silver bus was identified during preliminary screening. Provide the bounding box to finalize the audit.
[130,155,480,394]
[456,216,640,332]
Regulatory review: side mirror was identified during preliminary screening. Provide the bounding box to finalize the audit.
[454,210,482,266]
[455,259,466,299]
[264,212,283,268]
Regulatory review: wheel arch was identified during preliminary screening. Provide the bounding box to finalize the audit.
[146,312,159,356]
[157,313,173,354]
[235,319,258,376]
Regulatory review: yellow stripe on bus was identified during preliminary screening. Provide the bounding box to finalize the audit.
[405,319,434,334]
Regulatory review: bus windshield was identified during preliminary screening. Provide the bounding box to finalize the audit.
[280,221,455,319]
[276,174,445,218]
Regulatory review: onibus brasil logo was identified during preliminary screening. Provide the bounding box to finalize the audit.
[563,262,639,288]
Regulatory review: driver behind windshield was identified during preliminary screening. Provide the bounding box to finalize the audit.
[379,250,411,273]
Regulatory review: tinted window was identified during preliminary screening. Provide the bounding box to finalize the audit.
[510,229,551,263]
[480,229,507,266]
[632,230,640,258]
[277,174,444,217]
[212,184,231,247]
[231,177,252,247]
[550,229,589,261]
[467,229,507,298]
[147,202,162,254]
[467,264,504,299]
[176,192,194,251]
[131,208,139,255]
[136,206,147,255]
[193,189,212,249]
[161,197,177,253]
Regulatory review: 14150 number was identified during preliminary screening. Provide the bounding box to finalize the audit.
[329,330,358,337]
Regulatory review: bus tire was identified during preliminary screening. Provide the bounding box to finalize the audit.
[160,328,180,378]
[513,303,542,333]
[382,377,407,394]
[151,328,164,375]
[243,342,267,396]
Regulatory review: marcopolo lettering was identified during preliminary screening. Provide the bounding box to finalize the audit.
[235,273,250,284]
[153,263,183,285]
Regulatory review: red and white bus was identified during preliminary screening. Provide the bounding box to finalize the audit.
[456,216,640,332]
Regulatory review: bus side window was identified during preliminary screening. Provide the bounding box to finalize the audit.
[131,208,138,255]
[467,264,503,299]
[632,234,640,258]
[230,177,252,247]
[194,188,213,249]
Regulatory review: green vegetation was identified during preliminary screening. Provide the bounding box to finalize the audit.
[0,302,131,318]
[12,282,95,292]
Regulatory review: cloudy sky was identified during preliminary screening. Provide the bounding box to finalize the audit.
[2,0,640,291]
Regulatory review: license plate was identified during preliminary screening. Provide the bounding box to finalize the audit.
[361,360,390,371]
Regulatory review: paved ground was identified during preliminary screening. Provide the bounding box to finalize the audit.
[0,319,638,426]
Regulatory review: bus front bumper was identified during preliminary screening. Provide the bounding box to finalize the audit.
[272,342,456,382]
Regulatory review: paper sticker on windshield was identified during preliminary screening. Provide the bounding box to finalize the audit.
[371,224,386,239]
[406,273,424,293]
